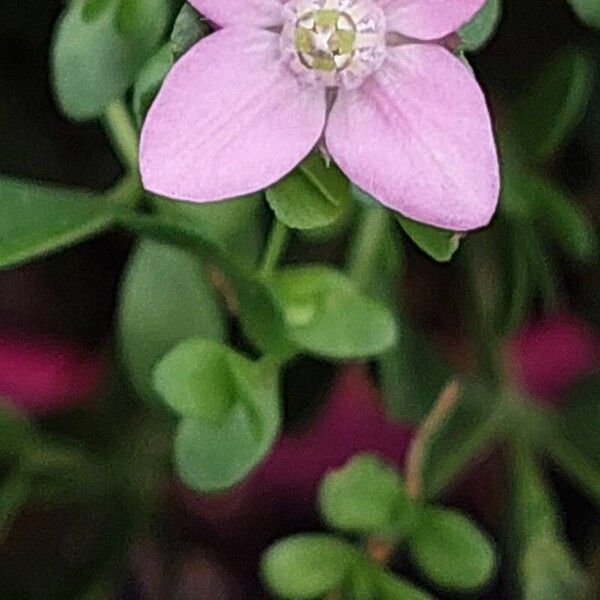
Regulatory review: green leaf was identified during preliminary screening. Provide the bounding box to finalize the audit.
[500,164,597,261]
[512,443,590,599]
[0,471,31,542]
[116,0,171,42]
[0,407,34,458]
[319,454,416,537]
[270,266,397,359]
[542,420,600,506]
[557,377,600,467]
[408,507,496,591]
[82,0,113,21]
[379,321,452,422]
[52,0,171,120]
[154,339,245,424]
[568,0,600,29]
[117,240,225,405]
[512,48,594,162]
[521,534,590,600]
[0,177,114,270]
[266,153,351,230]
[262,534,359,599]
[132,44,174,127]
[128,207,291,356]
[375,571,435,600]
[170,2,211,58]
[155,193,264,266]
[459,0,502,52]
[168,347,281,492]
[397,216,461,263]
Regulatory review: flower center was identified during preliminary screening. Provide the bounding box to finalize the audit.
[281,0,386,88]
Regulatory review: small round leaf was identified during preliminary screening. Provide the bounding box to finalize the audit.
[409,507,496,591]
[262,534,359,599]
[319,454,416,537]
[270,266,397,359]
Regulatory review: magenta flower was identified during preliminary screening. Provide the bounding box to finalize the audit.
[141,0,499,231]
[0,328,104,416]
[504,312,599,405]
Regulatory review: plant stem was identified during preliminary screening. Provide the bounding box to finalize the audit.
[463,239,501,386]
[103,170,143,209]
[103,99,140,173]
[347,206,390,292]
[405,380,461,500]
[260,219,289,278]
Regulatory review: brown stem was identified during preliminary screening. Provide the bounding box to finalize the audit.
[366,536,395,565]
[405,380,461,500]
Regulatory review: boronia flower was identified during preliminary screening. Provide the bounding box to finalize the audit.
[140,0,500,231]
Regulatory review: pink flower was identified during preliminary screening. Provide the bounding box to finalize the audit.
[141,0,499,231]
[0,328,104,416]
[504,312,599,406]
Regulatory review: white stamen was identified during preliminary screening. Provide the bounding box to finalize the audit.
[280,0,387,89]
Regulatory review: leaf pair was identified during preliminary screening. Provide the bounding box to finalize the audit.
[155,339,281,492]
[263,454,497,599]
[52,0,172,120]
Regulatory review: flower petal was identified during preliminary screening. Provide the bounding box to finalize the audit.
[380,0,486,40]
[326,43,499,231]
[140,27,326,203]
[189,0,285,28]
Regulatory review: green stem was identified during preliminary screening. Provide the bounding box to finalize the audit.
[540,420,600,507]
[463,238,501,386]
[260,219,289,278]
[103,170,143,209]
[103,100,139,173]
[347,206,390,292]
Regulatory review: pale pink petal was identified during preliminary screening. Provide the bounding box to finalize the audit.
[140,27,326,202]
[326,43,499,231]
[189,0,285,28]
[379,0,486,40]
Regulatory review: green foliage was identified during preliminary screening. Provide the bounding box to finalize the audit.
[353,187,460,262]
[512,48,594,162]
[374,571,435,600]
[52,0,171,120]
[262,534,359,599]
[379,322,452,422]
[408,507,496,591]
[154,193,264,266]
[266,153,351,230]
[0,470,31,542]
[133,2,214,126]
[568,0,600,28]
[118,240,225,405]
[420,382,504,499]
[512,444,589,599]
[156,339,281,492]
[140,201,291,356]
[133,44,174,126]
[396,216,462,263]
[460,0,502,52]
[0,177,114,270]
[500,164,597,262]
[318,454,417,537]
[155,339,252,425]
[170,2,211,58]
[557,377,600,467]
[269,266,397,359]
